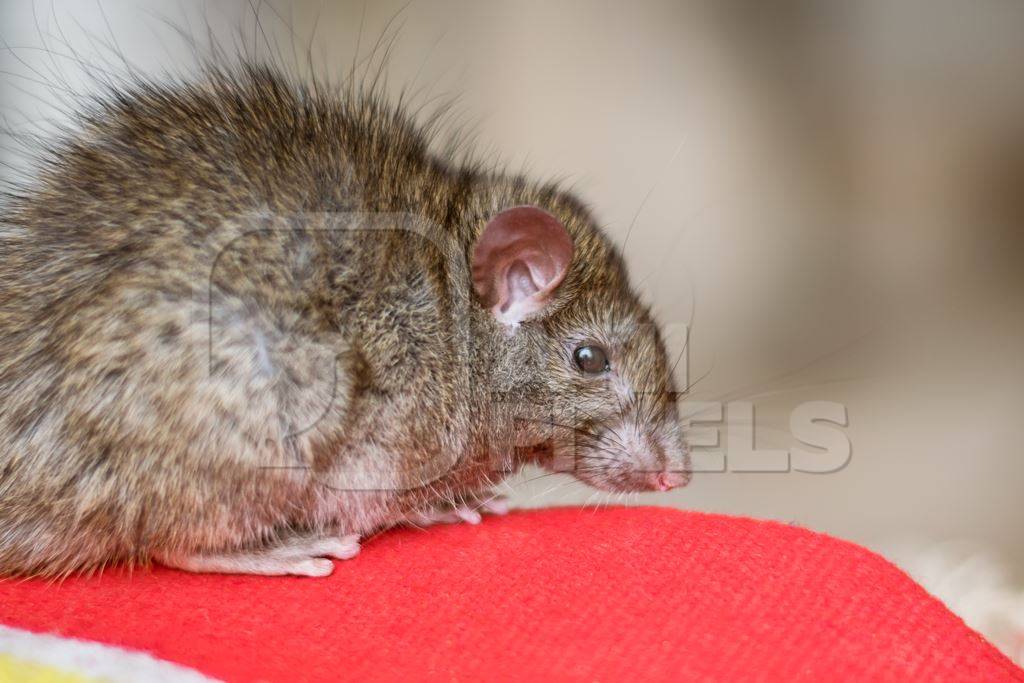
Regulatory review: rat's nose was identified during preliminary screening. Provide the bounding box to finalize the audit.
[653,471,688,491]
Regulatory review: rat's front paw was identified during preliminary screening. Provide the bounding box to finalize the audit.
[405,494,509,528]
[156,533,361,577]
[476,495,510,516]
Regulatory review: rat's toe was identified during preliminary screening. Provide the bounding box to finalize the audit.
[456,506,482,524]
[275,533,361,561]
[294,558,335,577]
[478,495,510,515]
[308,536,361,560]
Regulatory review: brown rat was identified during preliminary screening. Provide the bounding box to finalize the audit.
[0,63,690,578]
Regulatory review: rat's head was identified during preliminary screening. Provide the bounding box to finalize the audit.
[470,200,691,493]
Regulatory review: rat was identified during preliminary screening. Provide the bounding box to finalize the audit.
[0,63,690,578]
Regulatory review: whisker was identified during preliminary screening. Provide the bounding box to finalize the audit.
[621,136,686,254]
[516,416,606,443]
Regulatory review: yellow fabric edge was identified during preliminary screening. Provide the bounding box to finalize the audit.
[0,653,101,683]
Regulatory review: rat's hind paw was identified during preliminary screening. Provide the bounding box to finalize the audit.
[405,493,509,528]
[155,533,360,577]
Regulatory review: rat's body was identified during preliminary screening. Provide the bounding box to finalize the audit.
[0,65,689,577]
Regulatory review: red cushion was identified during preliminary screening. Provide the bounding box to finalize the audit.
[1,507,1020,681]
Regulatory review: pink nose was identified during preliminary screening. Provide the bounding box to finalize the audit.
[654,471,688,491]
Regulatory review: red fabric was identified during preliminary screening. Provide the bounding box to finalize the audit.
[0,507,1020,682]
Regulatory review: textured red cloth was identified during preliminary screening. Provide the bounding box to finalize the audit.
[0,507,1020,682]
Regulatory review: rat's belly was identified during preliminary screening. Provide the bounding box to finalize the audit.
[307,408,511,533]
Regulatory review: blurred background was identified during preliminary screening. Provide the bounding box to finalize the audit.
[2,0,1022,660]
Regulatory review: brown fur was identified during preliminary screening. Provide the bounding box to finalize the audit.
[0,63,687,577]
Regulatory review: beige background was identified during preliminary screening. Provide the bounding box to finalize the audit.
[2,0,1022,586]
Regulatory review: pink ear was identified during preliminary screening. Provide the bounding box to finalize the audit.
[472,206,574,324]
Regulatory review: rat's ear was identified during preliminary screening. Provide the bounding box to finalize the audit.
[471,206,574,325]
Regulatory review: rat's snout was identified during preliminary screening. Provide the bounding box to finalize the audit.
[652,470,689,492]
[637,421,691,492]
[644,436,691,492]
[563,415,692,493]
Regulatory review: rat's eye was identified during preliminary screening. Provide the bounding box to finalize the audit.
[573,345,610,374]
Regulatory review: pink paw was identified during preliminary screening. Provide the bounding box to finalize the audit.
[406,494,509,528]
[157,533,360,577]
